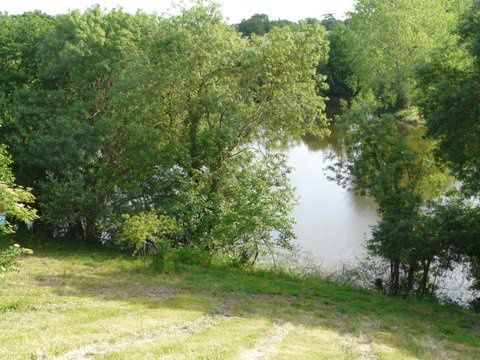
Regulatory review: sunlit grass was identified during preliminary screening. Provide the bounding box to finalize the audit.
[1,232,479,359]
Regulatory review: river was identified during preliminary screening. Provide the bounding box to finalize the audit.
[286,133,378,270]
[286,134,478,304]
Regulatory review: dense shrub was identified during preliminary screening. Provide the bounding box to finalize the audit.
[117,212,177,256]
[150,245,213,273]
[0,244,32,278]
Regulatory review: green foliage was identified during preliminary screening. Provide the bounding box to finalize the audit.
[344,0,468,109]
[330,0,480,300]
[319,14,342,32]
[0,244,32,277]
[417,0,480,195]
[118,212,177,256]
[0,4,328,261]
[201,150,296,255]
[334,93,447,211]
[236,13,293,37]
[319,21,356,98]
[0,11,53,95]
[333,93,449,295]
[0,145,37,234]
[368,203,452,296]
[422,197,480,292]
[235,13,352,98]
[110,4,328,253]
[415,2,480,298]
[237,13,271,37]
[0,7,159,238]
[0,12,47,235]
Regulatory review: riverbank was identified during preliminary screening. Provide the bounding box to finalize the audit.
[1,234,479,359]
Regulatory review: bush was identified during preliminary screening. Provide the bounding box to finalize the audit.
[0,244,33,278]
[150,240,174,273]
[118,212,177,256]
[175,247,212,267]
[149,245,213,274]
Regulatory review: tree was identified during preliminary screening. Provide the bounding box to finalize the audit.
[0,7,159,239]
[333,93,448,295]
[318,19,356,98]
[237,13,271,37]
[0,4,329,261]
[0,143,36,277]
[417,0,480,195]
[0,11,53,191]
[236,14,293,37]
[319,14,341,31]
[113,3,329,253]
[344,0,468,109]
[416,1,480,304]
[328,0,469,296]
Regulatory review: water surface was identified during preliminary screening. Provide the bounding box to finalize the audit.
[286,134,478,304]
[286,134,378,270]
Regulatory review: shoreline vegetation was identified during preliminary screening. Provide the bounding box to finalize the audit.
[1,231,479,359]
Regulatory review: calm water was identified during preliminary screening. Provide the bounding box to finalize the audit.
[286,134,378,270]
[286,134,478,304]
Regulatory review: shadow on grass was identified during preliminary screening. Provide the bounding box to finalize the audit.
[29,263,480,357]
[5,231,480,358]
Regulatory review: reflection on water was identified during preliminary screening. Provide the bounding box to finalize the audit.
[287,133,378,270]
[287,133,478,305]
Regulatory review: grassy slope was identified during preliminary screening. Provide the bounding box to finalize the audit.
[1,233,479,359]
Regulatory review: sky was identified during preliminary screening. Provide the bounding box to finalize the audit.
[0,0,356,23]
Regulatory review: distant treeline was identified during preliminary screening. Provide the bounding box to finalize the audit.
[236,13,355,98]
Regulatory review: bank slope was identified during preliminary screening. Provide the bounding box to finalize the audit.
[1,235,479,359]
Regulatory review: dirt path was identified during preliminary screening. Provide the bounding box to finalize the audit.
[52,314,222,360]
[237,321,293,360]
[341,333,378,360]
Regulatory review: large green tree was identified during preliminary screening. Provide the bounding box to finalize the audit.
[0,4,329,258]
[236,13,293,37]
[416,1,480,300]
[329,0,469,296]
[345,0,468,109]
[417,0,480,195]
[333,93,448,295]
[1,7,159,239]
[113,4,329,252]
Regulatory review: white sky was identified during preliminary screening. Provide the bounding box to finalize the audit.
[0,1,356,23]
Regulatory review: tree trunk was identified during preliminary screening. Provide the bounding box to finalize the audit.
[390,259,400,295]
[84,217,99,242]
[418,260,431,297]
[68,221,84,239]
[405,261,417,296]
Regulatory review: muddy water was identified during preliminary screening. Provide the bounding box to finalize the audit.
[286,133,478,304]
[286,133,378,270]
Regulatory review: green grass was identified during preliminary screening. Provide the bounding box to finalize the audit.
[1,232,479,359]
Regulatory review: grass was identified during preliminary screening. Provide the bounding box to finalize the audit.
[1,232,479,359]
